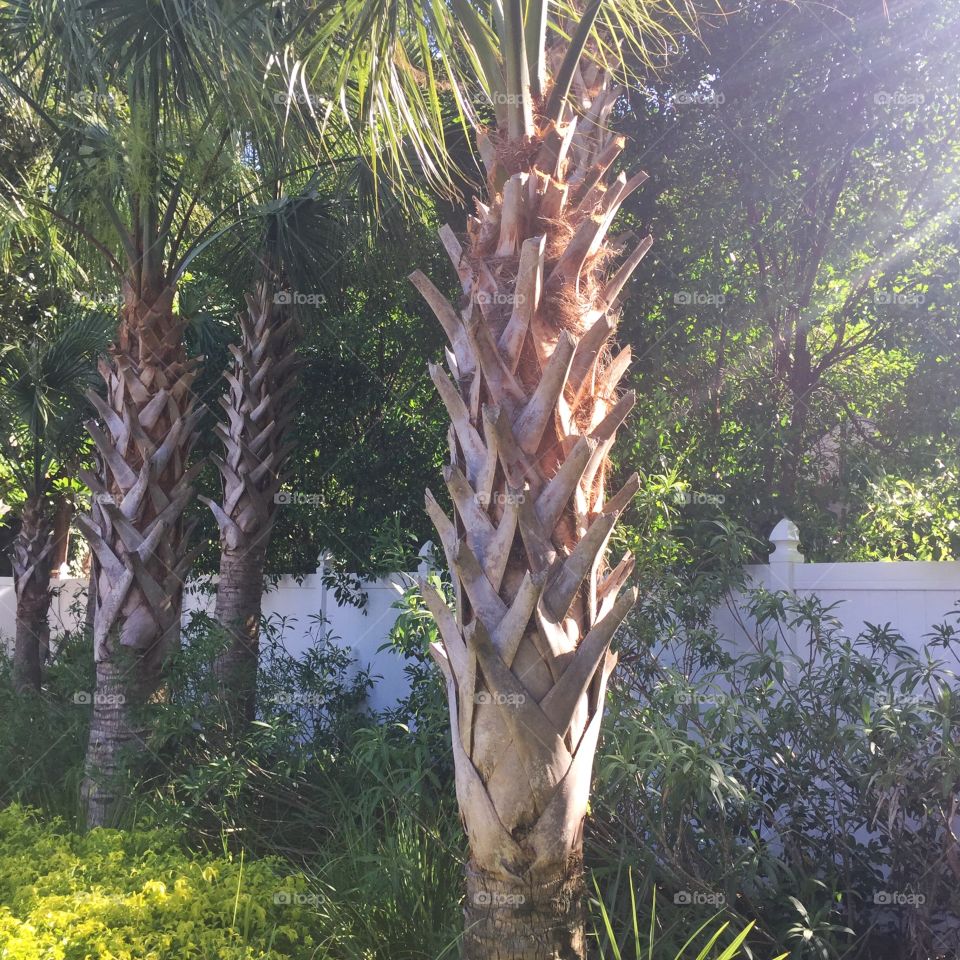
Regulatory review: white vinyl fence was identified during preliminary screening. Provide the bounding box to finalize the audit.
[712,518,960,659]
[0,550,430,715]
[2,520,959,710]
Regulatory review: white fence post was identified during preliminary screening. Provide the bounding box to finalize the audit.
[767,517,803,592]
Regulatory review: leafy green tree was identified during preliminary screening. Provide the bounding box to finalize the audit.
[615,0,960,557]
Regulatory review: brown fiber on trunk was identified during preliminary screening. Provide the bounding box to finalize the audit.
[12,495,53,693]
[78,281,201,826]
[413,40,651,958]
[204,283,298,725]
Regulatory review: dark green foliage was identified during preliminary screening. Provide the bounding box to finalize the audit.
[615,0,960,562]
[0,625,92,824]
[592,577,960,960]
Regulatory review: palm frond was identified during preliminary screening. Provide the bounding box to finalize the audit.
[41,307,114,394]
[290,0,713,193]
[0,0,282,279]
[0,306,111,451]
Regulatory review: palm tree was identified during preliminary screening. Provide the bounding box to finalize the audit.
[200,132,379,723]
[200,205,311,723]
[202,277,297,722]
[0,308,110,692]
[414,69,646,959]
[0,0,274,824]
[296,0,699,953]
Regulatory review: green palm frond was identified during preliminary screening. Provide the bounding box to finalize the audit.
[0,306,111,469]
[41,307,114,394]
[0,0,280,280]
[205,180,346,302]
[2,0,264,121]
[289,0,712,193]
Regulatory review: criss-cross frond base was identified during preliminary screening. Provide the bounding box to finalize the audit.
[415,52,650,960]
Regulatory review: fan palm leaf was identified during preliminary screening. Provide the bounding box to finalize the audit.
[289,0,706,192]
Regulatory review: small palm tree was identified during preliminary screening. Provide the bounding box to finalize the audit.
[202,180,347,724]
[0,308,110,692]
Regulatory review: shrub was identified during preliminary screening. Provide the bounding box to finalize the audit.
[126,609,374,843]
[139,602,465,959]
[593,581,960,960]
[847,463,960,561]
[0,804,321,959]
[0,626,95,825]
[7,534,959,960]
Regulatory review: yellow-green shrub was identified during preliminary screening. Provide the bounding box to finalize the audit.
[0,805,322,960]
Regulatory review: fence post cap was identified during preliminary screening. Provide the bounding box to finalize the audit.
[768,517,803,563]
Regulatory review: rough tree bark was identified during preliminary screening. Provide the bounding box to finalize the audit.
[413,51,650,960]
[77,281,201,826]
[202,283,297,725]
[12,494,54,693]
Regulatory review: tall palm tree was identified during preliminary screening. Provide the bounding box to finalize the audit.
[0,308,110,692]
[414,64,647,959]
[200,27,424,720]
[297,0,699,953]
[0,0,273,824]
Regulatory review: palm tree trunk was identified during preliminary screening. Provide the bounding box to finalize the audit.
[82,652,148,820]
[12,494,53,693]
[204,283,297,725]
[211,542,268,722]
[463,868,585,958]
[77,281,201,826]
[413,59,650,957]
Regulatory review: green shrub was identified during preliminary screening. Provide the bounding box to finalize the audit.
[0,804,321,959]
[0,626,95,825]
[139,603,464,959]
[847,463,960,560]
[594,583,960,960]
[118,609,373,842]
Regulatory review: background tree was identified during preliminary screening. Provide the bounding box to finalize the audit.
[614,0,960,558]
[183,197,451,588]
[0,98,111,689]
[250,223,452,583]
[194,60,448,720]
